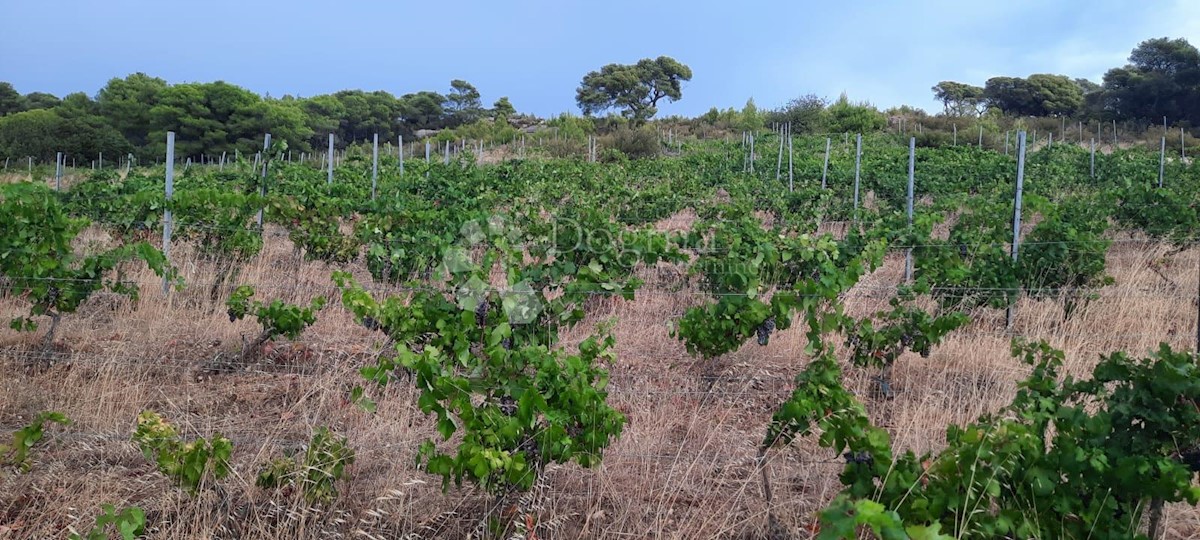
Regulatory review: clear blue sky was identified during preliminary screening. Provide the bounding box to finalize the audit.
[1,0,1196,117]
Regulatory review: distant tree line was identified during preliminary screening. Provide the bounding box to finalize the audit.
[0,74,517,162]
[929,37,1199,125]
[2,38,1195,164]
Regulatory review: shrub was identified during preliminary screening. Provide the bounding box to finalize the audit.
[599,127,659,160]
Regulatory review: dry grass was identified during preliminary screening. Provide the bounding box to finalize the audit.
[1,217,1198,539]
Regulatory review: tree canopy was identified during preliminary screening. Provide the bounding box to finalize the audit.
[576,56,692,122]
[0,75,508,162]
[931,81,985,116]
[1097,37,1200,125]
[982,74,1083,117]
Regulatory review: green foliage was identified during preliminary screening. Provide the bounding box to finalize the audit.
[844,287,969,368]
[737,98,764,131]
[818,496,953,540]
[332,210,662,493]
[492,96,516,119]
[598,126,660,160]
[931,81,985,116]
[576,56,692,122]
[0,81,24,116]
[256,427,355,504]
[226,285,324,360]
[68,504,146,540]
[673,213,885,358]
[447,79,484,125]
[170,187,264,261]
[0,411,71,472]
[144,81,314,158]
[132,411,232,494]
[983,74,1084,116]
[97,72,167,149]
[1100,37,1200,126]
[766,94,828,133]
[269,179,361,263]
[827,93,886,133]
[0,182,170,340]
[60,170,162,240]
[1113,182,1200,247]
[769,339,1200,540]
[0,107,132,163]
[908,193,1112,315]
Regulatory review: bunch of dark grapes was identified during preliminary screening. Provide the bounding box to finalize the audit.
[756,317,776,346]
[843,450,873,465]
[498,395,517,416]
[475,300,488,328]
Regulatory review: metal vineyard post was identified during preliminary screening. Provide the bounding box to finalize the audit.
[256,133,271,228]
[787,125,793,192]
[1007,131,1028,329]
[55,152,62,191]
[852,134,862,218]
[1159,136,1166,188]
[163,132,175,295]
[821,137,830,189]
[904,137,915,282]
[775,129,784,181]
[1090,139,1096,178]
[327,134,334,185]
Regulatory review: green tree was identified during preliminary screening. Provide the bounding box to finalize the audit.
[97,73,168,150]
[827,93,886,133]
[0,109,130,162]
[1099,37,1200,124]
[23,92,60,111]
[446,79,483,126]
[737,98,764,131]
[492,96,515,120]
[576,56,692,123]
[299,94,346,147]
[146,83,226,158]
[331,90,402,143]
[254,99,314,153]
[0,82,24,116]
[768,94,829,133]
[397,91,447,134]
[1026,74,1084,116]
[931,81,985,116]
[984,74,1082,116]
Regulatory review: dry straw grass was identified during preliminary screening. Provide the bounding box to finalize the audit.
[1,216,1198,539]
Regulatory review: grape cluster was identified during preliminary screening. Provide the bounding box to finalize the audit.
[519,436,541,467]
[474,300,488,328]
[843,450,873,465]
[1181,447,1200,472]
[756,317,776,346]
[497,395,517,416]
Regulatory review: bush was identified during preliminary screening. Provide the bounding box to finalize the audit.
[541,137,586,159]
[599,127,659,160]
